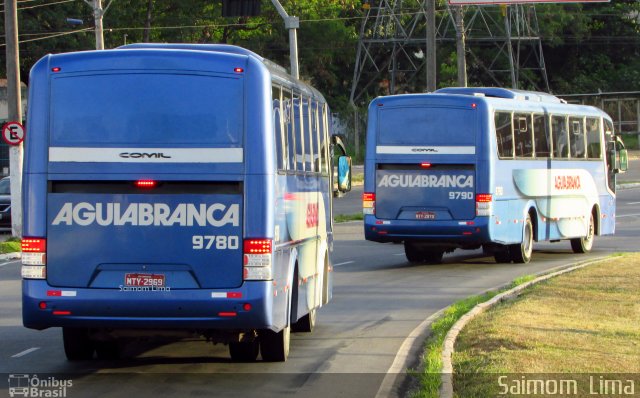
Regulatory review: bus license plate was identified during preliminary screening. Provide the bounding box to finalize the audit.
[416,211,436,220]
[124,273,165,287]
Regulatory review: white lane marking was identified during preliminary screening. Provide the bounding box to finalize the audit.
[333,261,354,267]
[12,347,40,358]
[617,213,640,218]
[393,253,405,256]
[626,202,640,205]
[0,259,21,268]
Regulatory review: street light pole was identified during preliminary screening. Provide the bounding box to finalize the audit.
[84,0,115,50]
[3,0,23,237]
[270,0,299,79]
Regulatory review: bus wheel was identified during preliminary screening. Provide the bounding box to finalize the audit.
[259,325,290,362]
[571,212,595,253]
[95,340,121,360]
[229,340,259,362]
[292,308,316,333]
[404,242,423,263]
[62,327,94,360]
[423,250,444,264]
[510,215,533,264]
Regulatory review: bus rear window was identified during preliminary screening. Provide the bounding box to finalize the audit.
[377,106,476,145]
[50,73,243,146]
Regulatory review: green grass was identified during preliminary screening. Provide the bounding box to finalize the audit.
[411,274,536,398]
[334,213,364,223]
[0,236,21,254]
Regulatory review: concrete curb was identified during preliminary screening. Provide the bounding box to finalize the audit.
[0,251,21,261]
[439,256,613,398]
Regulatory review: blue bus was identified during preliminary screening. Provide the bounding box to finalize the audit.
[21,44,351,362]
[363,87,628,264]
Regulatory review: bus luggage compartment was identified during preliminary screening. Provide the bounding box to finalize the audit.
[46,184,243,291]
[374,164,476,221]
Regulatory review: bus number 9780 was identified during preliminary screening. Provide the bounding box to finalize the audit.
[192,235,240,250]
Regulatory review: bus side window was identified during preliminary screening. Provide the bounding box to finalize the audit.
[273,85,285,171]
[514,113,533,158]
[320,104,330,175]
[283,88,295,171]
[495,112,514,158]
[551,115,568,159]
[533,114,550,157]
[569,117,586,159]
[586,118,601,159]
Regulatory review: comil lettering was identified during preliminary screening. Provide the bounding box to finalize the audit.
[554,175,581,191]
[52,203,239,227]
[378,174,474,188]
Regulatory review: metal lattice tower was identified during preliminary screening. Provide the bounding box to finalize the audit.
[349,1,550,106]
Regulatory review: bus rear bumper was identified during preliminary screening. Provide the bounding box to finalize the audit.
[364,216,491,247]
[22,279,277,332]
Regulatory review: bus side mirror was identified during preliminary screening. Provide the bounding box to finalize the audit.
[337,156,352,193]
[617,148,628,173]
[615,136,628,173]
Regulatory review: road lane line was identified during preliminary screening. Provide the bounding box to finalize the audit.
[0,259,21,268]
[11,347,40,358]
[333,261,354,267]
[627,202,640,205]
[617,213,640,218]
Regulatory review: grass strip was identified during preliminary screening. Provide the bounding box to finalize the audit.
[411,275,536,397]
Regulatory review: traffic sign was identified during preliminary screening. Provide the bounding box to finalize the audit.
[2,121,25,145]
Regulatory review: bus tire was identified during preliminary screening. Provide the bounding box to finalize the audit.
[95,340,121,360]
[423,250,444,264]
[62,327,94,361]
[571,212,595,253]
[229,340,260,362]
[292,308,316,333]
[404,242,424,263]
[259,325,290,362]
[510,215,533,264]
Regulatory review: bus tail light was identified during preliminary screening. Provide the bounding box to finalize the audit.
[476,194,493,217]
[243,239,272,280]
[363,192,375,215]
[22,238,47,279]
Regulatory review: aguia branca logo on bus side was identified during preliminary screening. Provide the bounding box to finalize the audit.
[51,203,239,227]
[378,174,474,188]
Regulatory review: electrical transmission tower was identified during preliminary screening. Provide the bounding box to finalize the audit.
[349,1,550,106]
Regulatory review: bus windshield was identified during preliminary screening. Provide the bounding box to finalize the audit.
[377,106,476,145]
[50,73,243,146]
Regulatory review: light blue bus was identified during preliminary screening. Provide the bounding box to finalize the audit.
[21,43,351,362]
[363,88,628,264]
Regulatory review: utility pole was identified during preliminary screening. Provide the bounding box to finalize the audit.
[4,0,23,237]
[84,0,115,50]
[426,0,437,92]
[455,6,467,87]
[270,0,299,79]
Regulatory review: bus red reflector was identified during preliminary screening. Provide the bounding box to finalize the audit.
[227,292,242,299]
[234,67,244,73]
[135,179,157,189]
[476,194,492,203]
[51,67,61,72]
[243,239,272,254]
[243,303,252,311]
[53,310,71,315]
[420,162,432,168]
[471,103,477,109]
[39,302,47,309]
[462,232,473,235]
[219,312,237,317]
[22,238,46,253]
[47,290,62,297]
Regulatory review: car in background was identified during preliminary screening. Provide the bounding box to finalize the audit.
[0,176,11,229]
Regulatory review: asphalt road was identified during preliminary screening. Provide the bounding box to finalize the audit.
[2,185,639,397]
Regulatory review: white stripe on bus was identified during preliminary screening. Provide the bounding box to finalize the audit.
[376,146,476,155]
[49,147,243,163]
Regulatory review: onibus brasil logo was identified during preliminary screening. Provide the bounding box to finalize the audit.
[8,374,72,397]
